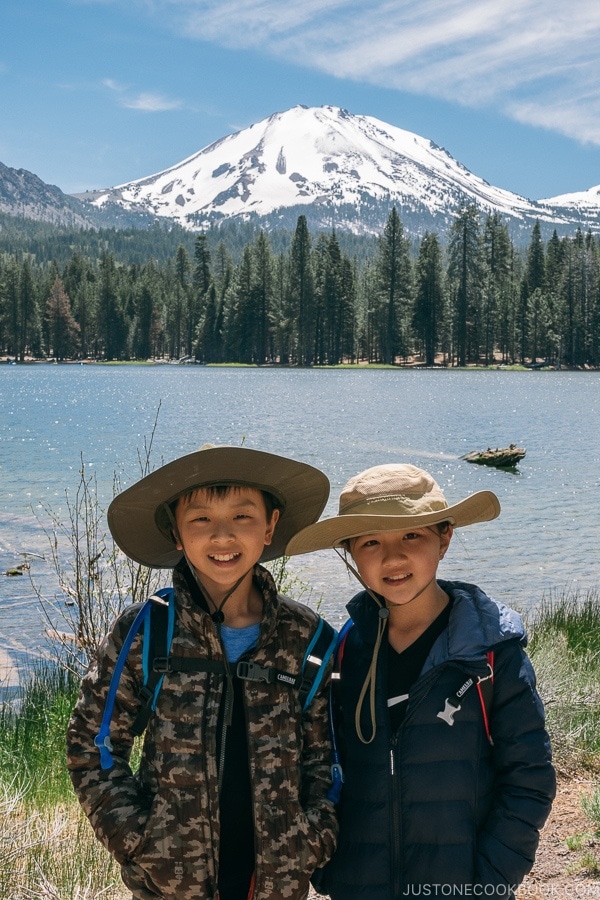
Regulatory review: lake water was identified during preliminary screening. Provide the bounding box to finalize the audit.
[2,364,600,683]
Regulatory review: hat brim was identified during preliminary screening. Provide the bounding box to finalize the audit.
[108,446,329,568]
[286,490,500,556]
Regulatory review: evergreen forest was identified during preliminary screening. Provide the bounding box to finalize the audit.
[1,204,599,367]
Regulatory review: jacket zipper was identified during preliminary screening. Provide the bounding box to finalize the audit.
[390,732,402,899]
[217,685,231,793]
[216,618,231,793]
[243,680,257,900]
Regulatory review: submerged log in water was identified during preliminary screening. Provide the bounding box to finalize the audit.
[461,445,526,469]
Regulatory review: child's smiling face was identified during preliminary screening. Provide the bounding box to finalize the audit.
[350,524,452,607]
[174,486,279,598]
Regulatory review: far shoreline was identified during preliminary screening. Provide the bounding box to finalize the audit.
[2,357,595,372]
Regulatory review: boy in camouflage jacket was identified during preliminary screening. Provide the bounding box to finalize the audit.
[67,445,338,900]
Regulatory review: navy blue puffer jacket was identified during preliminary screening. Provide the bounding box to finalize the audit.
[315,580,555,900]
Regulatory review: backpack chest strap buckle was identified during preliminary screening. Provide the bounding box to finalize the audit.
[236,660,277,684]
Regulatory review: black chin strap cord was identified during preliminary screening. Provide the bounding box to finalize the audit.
[164,503,254,726]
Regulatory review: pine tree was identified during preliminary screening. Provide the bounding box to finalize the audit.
[0,259,20,359]
[96,253,127,360]
[252,231,274,364]
[131,265,163,360]
[518,221,546,363]
[324,232,344,364]
[375,207,412,364]
[196,282,223,362]
[339,255,357,363]
[447,205,482,366]
[224,245,258,363]
[414,232,444,367]
[481,214,513,365]
[44,277,81,360]
[288,216,314,365]
[63,252,96,358]
[271,253,291,364]
[19,259,41,360]
[543,230,565,364]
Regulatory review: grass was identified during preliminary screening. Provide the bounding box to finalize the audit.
[527,591,600,762]
[2,588,600,896]
[0,664,80,805]
[0,663,127,898]
[0,788,127,899]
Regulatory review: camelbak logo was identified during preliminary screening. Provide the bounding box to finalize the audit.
[277,673,297,685]
[437,698,461,727]
[456,677,474,698]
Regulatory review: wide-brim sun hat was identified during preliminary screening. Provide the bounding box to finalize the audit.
[108,445,330,568]
[286,463,500,556]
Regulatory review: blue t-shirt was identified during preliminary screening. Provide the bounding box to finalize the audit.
[220,623,260,663]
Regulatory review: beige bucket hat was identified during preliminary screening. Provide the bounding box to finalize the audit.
[286,463,500,555]
[108,445,330,568]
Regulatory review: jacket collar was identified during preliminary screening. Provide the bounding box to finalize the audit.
[346,578,526,668]
[172,560,280,642]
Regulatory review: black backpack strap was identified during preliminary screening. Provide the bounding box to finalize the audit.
[236,617,338,712]
[153,656,227,675]
[131,592,229,736]
[130,602,337,738]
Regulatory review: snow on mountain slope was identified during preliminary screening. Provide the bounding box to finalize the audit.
[540,184,600,210]
[86,105,595,236]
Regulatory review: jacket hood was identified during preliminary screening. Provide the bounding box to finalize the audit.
[346,578,526,671]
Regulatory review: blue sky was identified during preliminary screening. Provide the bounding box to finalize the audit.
[2,0,600,200]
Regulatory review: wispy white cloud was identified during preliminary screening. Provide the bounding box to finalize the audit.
[139,0,600,145]
[102,77,183,111]
[122,92,183,111]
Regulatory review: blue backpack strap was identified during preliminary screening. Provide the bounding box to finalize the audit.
[130,588,176,736]
[327,618,354,804]
[94,587,174,770]
[299,617,338,712]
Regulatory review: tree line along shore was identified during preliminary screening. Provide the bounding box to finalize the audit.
[2,205,600,370]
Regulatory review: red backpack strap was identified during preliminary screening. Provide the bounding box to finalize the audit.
[476,650,495,745]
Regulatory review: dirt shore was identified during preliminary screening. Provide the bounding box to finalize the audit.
[515,775,600,898]
[309,775,600,899]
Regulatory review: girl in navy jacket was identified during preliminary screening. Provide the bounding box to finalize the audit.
[287,463,555,900]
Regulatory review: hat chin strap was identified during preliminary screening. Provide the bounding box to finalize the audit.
[335,548,387,745]
[333,548,438,745]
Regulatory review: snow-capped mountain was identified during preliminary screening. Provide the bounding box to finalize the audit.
[537,184,600,233]
[82,105,599,239]
[541,183,600,210]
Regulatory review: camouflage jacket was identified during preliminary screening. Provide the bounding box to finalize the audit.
[66,564,338,900]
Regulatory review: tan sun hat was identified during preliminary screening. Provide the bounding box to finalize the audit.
[108,445,330,568]
[286,463,500,556]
